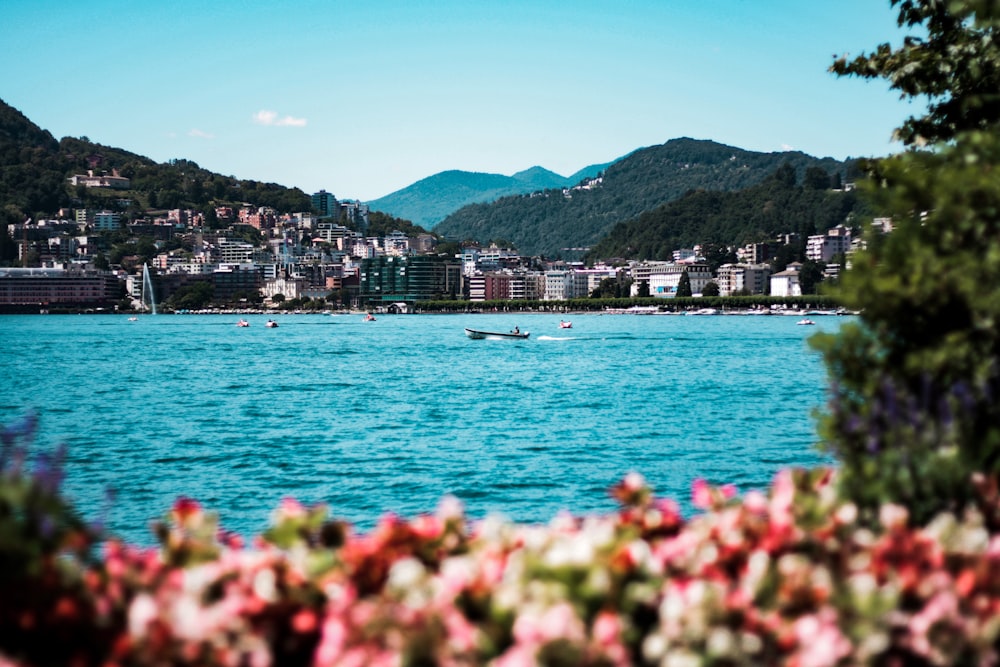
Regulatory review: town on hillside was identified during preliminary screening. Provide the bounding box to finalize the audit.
[0,174,888,314]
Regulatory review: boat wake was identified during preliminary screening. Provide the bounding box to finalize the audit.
[537,335,574,341]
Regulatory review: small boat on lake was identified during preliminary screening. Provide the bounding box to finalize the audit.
[364,313,376,321]
[236,319,250,327]
[465,327,530,340]
[265,319,278,328]
[797,318,816,326]
[559,320,572,329]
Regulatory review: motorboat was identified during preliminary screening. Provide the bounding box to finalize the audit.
[237,319,250,327]
[265,319,278,328]
[559,320,572,329]
[465,327,530,340]
[797,318,816,326]
[364,313,377,321]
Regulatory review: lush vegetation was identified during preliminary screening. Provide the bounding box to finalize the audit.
[814,0,1000,526]
[586,163,869,262]
[434,138,859,258]
[0,98,313,227]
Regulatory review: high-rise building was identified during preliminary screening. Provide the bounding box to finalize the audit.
[311,190,339,218]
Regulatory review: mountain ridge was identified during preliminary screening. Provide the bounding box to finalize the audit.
[364,160,615,229]
[432,138,863,257]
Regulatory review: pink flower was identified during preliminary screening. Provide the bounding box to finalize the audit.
[172,496,202,521]
[278,497,306,519]
[791,610,851,667]
[692,478,713,509]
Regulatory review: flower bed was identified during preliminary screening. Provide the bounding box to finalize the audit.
[4,414,1000,666]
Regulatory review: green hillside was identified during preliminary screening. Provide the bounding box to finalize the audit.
[0,98,313,227]
[365,162,613,229]
[433,138,863,257]
[586,163,871,262]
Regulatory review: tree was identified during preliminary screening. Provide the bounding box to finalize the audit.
[804,166,831,190]
[675,270,692,298]
[815,0,1000,525]
[702,281,720,297]
[166,281,213,310]
[798,260,825,295]
[590,277,622,299]
[831,1,1000,146]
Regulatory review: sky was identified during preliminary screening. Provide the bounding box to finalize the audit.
[2,0,916,202]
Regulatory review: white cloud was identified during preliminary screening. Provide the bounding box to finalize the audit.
[252,110,307,127]
[188,128,215,139]
[780,143,794,151]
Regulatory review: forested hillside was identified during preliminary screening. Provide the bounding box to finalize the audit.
[433,138,863,257]
[365,162,611,229]
[0,102,68,218]
[586,163,870,262]
[0,98,313,226]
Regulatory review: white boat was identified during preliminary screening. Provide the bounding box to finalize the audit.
[559,320,572,329]
[465,328,530,340]
[797,318,816,326]
[236,319,250,327]
[265,319,278,328]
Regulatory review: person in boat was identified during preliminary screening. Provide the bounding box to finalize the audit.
[513,326,520,334]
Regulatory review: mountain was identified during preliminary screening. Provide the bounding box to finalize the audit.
[0,101,69,217]
[432,138,863,257]
[586,162,870,262]
[0,98,313,228]
[365,161,613,229]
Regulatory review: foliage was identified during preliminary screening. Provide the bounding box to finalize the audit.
[0,98,312,223]
[587,164,866,262]
[675,270,692,298]
[0,413,105,666]
[702,281,720,297]
[436,139,857,258]
[814,130,1000,524]
[165,281,214,311]
[815,0,1000,525]
[831,0,1000,146]
[364,210,430,238]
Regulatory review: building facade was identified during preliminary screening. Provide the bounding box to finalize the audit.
[358,255,462,306]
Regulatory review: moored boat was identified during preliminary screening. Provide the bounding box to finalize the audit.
[465,327,530,340]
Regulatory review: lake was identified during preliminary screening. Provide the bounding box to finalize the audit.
[0,311,839,544]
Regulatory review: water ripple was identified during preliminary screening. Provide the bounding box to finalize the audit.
[0,312,840,544]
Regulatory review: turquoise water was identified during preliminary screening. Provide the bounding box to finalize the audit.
[0,312,839,544]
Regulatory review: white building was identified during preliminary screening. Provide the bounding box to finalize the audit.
[648,262,713,297]
[770,262,803,297]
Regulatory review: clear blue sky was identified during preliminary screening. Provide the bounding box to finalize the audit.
[2,0,914,202]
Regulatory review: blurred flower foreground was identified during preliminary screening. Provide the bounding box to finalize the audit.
[10,1,1000,664]
[6,412,1000,666]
